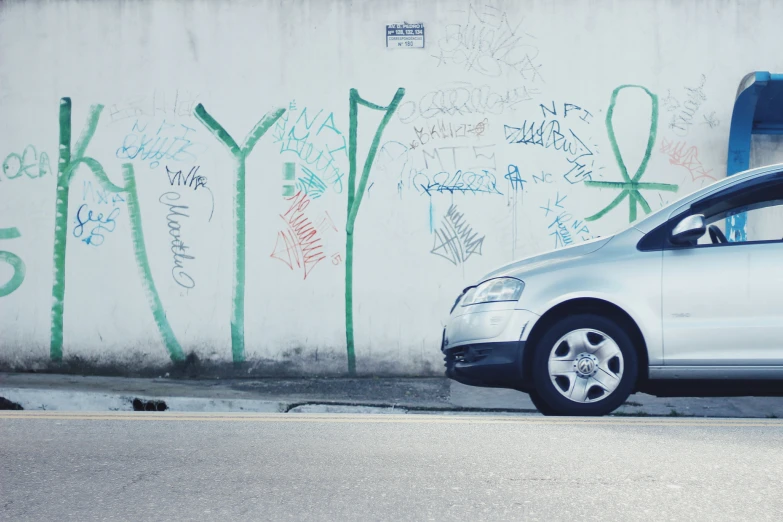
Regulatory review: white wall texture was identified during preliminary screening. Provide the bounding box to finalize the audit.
[1,0,782,376]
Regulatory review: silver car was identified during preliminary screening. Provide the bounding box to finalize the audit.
[442,164,783,416]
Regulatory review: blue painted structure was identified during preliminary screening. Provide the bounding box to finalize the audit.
[726,71,783,241]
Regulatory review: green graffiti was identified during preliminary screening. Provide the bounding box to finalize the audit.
[584,85,678,222]
[282,162,296,197]
[193,103,286,363]
[2,145,51,180]
[345,88,405,375]
[50,98,183,362]
[0,227,25,297]
[121,163,185,361]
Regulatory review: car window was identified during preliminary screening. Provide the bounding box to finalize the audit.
[692,178,783,246]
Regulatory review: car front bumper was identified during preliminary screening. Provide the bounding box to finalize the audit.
[441,306,539,390]
[442,340,527,389]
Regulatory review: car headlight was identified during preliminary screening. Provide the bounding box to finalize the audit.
[460,277,524,306]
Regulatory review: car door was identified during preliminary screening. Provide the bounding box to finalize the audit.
[662,175,783,366]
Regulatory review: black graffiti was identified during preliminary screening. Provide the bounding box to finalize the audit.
[668,75,707,137]
[166,165,207,190]
[432,4,544,80]
[397,83,539,124]
[431,204,485,265]
[159,192,195,289]
[413,118,489,145]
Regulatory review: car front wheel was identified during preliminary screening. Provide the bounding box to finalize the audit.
[527,389,557,415]
[531,314,638,416]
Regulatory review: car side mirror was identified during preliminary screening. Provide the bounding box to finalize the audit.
[671,214,706,245]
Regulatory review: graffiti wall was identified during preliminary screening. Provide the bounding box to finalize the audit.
[1,0,782,376]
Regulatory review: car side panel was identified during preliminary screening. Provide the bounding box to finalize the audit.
[518,229,664,365]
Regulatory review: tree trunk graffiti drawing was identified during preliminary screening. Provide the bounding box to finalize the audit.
[193,104,286,363]
[50,98,184,362]
[344,88,405,375]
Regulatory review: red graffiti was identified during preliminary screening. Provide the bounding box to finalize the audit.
[270,191,337,279]
[659,138,716,182]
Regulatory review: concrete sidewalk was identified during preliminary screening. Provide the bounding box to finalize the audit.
[1,372,783,417]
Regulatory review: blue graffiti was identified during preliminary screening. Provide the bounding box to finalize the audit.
[563,162,595,184]
[505,101,597,185]
[73,204,120,247]
[540,192,567,217]
[505,164,526,191]
[273,102,347,194]
[296,165,328,199]
[414,169,503,196]
[538,101,593,123]
[82,180,126,206]
[116,119,204,169]
[540,192,592,249]
[548,212,574,248]
[504,121,596,184]
[504,120,591,157]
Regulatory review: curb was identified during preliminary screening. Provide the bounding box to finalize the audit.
[0,387,539,415]
[5,387,780,418]
[281,400,538,414]
[0,387,287,413]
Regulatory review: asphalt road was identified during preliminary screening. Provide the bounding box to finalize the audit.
[2,412,783,521]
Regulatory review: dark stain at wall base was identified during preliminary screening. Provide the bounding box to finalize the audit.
[0,397,24,410]
[131,398,168,411]
[0,349,442,379]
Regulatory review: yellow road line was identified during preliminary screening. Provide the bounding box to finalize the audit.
[0,411,780,427]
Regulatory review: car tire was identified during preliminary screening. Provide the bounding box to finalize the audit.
[531,314,638,416]
[527,389,558,415]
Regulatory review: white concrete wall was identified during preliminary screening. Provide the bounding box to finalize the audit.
[1,0,782,375]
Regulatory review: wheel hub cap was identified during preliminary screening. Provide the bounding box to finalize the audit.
[547,328,625,404]
[575,353,598,377]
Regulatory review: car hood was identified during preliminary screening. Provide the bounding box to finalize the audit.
[477,235,614,283]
